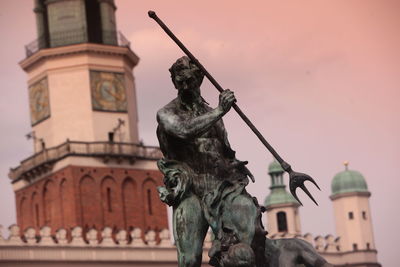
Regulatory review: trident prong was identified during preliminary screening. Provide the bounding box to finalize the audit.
[289,171,321,206]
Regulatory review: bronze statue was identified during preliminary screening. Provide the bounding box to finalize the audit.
[156,57,330,267]
[157,56,264,266]
[150,11,330,267]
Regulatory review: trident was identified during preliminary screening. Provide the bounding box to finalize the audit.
[148,11,320,206]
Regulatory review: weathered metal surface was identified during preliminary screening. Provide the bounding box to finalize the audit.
[155,56,330,267]
[151,10,329,267]
[148,10,321,208]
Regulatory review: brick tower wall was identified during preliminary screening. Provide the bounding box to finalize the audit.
[15,165,168,235]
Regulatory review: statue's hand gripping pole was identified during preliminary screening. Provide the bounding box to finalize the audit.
[148,11,320,206]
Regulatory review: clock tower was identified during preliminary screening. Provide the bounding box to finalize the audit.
[10,0,168,237]
[24,0,139,149]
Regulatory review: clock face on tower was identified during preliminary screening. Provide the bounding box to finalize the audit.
[29,77,50,126]
[90,71,127,112]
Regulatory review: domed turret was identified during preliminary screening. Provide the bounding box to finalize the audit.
[264,161,298,207]
[331,161,368,196]
[330,161,376,253]
[268,160,284,174]
[264,160,301,236]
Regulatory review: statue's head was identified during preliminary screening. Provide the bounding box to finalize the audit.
[169,56,204,91]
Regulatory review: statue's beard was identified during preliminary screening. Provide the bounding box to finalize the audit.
[179,88,201,104]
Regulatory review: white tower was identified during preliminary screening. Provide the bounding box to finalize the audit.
[264,160,301,237]
[330,162,377,253]
[21,0,140,152]
[10,0,168,235]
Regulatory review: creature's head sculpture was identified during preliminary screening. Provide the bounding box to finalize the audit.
[220,243,256,267]
[157,159,193,207]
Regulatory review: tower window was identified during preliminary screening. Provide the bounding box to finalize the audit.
[147,189,153,215]
[38,0,50,49]
[348,212,354,220]
[44,188,51,224]
[277,211,288,232]
[353,243,358,251]
[366,243,370,250]
[35,204,40,227]
[362,211,367,220]
[107,187,112,212]
[85,0,102,43]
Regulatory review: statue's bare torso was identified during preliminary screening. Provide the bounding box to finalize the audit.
[157,98,245,197]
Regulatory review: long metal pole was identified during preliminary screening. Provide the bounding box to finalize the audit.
[148,10,322,206]
[148,10,292,172]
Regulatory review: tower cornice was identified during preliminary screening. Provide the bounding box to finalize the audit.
[20,43,139,72]
[265,202,300,211]
[9,140,161,185]
[329,191,371,201]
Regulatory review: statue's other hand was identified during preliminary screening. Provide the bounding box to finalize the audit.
[218,89,236,114]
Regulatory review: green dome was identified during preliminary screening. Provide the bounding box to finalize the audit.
[265,159,297,207]
[331,168,369,196]
[268,160,284,174]
[264,188,298,207]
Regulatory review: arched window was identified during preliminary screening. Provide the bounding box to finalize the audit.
[80,176,101,227]
[147,189,153,215]
[348,211,354,220]
[362,211,367,220]
[107,187,112,212]
[142,177,161,230]
[100,176,122,227]
[277,211,288,232]
[43,180,56,226]
[35,204,40,227]
[84,0,102,43]
[43,187,50,224]
[122,177,138,229]
[60,179,68,227]
[353,243,358,251]
[19,197,29,230]
[31,192,40,228]
[19,197,25,223]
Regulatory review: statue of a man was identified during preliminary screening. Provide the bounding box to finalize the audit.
[156,56,330,267]
[156,56,264,267]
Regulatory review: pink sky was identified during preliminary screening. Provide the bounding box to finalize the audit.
[0,1,399,266]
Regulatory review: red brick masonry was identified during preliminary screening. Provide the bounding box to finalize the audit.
[15,165,168,236]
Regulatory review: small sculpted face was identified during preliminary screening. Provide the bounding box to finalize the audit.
[26,227,36,238]
[88,229,97,239]
[57,229,67,239]
[9,225,19,236]
[132,228,141,237]
[116,230,127,240]
[41,226,51,237]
